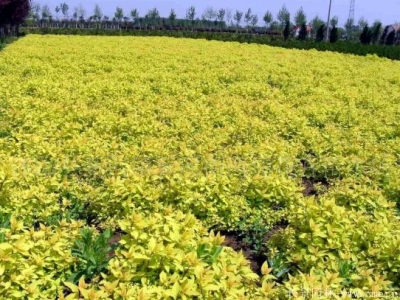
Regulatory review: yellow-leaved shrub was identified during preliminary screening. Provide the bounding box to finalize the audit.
[0,218,84,299]
[69,209,262,299]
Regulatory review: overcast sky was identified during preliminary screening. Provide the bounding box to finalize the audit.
[39,0,398,27]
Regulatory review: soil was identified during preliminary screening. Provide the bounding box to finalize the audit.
[302,177,330,197]
[221,231,266,275]
[220,223,287,276]
[107,231,123,259]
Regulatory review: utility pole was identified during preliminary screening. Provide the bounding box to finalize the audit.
[326,0,332,41]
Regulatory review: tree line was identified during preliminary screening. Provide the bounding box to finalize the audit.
[1,1,399,46]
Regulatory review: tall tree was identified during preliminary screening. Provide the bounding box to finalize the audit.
[310,15,324,36]
[202,7,216,23]
[244,8,252,27]
[31,3,41,21]
[371,20,382,44]
[233,10,243,27]
[76,5,86,22]
[41,4,51,21]
[93,4,102,22]
[186,6,196,26]
[330,26,339,43]
[294,7,307,25]
[146,8,160,26]
[250,14,258,27]
[60,2,68,20]
[298,23,308,40]
[263,11,273,28]
[359,24,372,44]
[358,17,368,30]
[283,20,290,41]
[55,5,60,20]
[277,5,290,28]
[330,16,338,28]
[225,8,232,27]
[168,9,176,26]
[217,8,225,23]
[316,24,325,42]
[114,7,124,22]
[130,9,139,25]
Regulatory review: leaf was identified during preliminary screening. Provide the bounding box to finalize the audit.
[64,282,79,293]
[203,284,220,291]
[148,237,156,252]
[261,261,272,275]
[160,271,168,284]
[132,253,150,260]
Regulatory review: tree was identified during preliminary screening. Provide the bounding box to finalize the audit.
[41,4,51,21]
[263,11,273,28]
[277,5,290,27]
[186,6,196,26]
[250,14,258,27]
[72,9,77,21]
[371,21,382,44]
[31,3,41,21]
[130,9,139,25]
[93,4,102,22]
[283,20,290,41]
[225,8,232,27]
[217,8,225,23]
[60,2,68,20]
[358,17,368,31]
[294,7,307,25]
[168,9,176,26]
[298,23,307,41]
[359,24,372,44]
[76,5,86,22]
[0,0,31,36]
[234,10,243,27]
[244,8,252,27]
[202,7,216,23]
[330,26,339,43]
[330,16,338,28]
[310,15,324,37]
[316,24,325,42]
[55,6,60,20]
[146,8,160,26]
[115,7,124,22]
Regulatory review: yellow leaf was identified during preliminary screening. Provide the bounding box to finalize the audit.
[160,271,168,284]
[64,282,79,294]
[10,216,24,232]
[261,261,271,275]
[203,284,220,291]
[78,276,87,289]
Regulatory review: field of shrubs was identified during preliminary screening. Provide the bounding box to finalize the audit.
[1,35,400,299]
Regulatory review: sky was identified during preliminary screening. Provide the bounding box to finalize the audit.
[38,0,398,27]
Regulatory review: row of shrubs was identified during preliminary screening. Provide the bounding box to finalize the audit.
[20,27,400,61]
